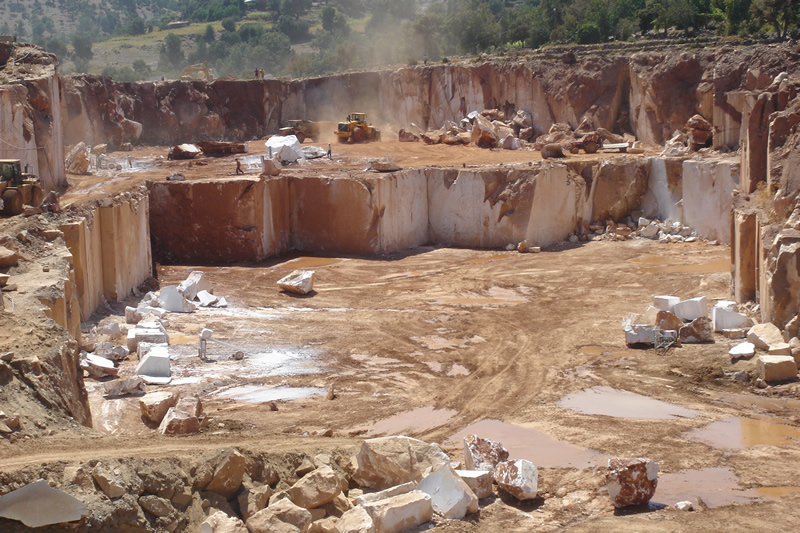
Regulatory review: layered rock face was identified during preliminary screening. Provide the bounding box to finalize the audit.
[59,43,800,149]
[0,43,65,190]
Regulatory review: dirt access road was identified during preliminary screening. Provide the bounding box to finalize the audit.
[5,231,800,530]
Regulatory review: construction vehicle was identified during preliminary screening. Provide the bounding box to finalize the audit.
[335,113,381,143]
[279,119,320,143]
[566,132,601,154]
[180,61,214,81]
[0,159,43,216]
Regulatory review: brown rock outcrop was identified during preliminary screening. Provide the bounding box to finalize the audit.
[606,457,658,508]
[463,434,509,472]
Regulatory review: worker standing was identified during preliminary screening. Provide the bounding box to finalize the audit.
[254,68,259,79]
[327,143,332,159]
[260,68,265,79]
[235,158,244,175]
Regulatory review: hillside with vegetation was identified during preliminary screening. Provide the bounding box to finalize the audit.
[1,0,798,81]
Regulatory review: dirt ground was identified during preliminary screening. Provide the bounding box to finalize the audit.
[5,141,800,531]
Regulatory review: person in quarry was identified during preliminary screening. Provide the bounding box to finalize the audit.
[235,158,244,175]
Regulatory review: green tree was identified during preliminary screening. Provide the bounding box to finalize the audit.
[125,14,147,35]
[204,24,216,43]
[72,34,94,60]
[222,17,237,32]
[161,33,184,68]
[133,59,152,79]
[14,21,26,38]
[751,0,798,38]
[45,38,67,60]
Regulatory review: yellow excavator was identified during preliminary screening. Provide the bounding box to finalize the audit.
[180,61,214,81]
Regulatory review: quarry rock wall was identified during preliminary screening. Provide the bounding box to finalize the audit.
[59,44,799,149]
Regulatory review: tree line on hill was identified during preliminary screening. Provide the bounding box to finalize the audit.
[1,0,797,80]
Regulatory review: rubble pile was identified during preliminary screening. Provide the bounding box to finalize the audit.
[565,215,700,245]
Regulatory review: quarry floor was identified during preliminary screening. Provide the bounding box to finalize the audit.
[5,141,797,530]
[7,235,800,530]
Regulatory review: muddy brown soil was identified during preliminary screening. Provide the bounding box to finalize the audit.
[3,143,799,531]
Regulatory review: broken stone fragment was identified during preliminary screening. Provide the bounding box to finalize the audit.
[675,500,694,511]
[354,436,451,490]
[768,342,792,355]
[335,506,374,533]
[494,459,538,501]
[201,510,248,533]
[0,246,20,268]
[463,434,509,472]
[158,407,200,435]
[140,391,178,424]
[176,396,203,417]
[277,269,315,295]
[656,310,684,331]
[246,498,312,533]
[0,479,88,528]
[289,465,342,509]
[197,290,219,307]
[178,271,213,301]
[757,355,798,383]
[93,462,127,499]
[159,285,194,313]
[205,448,246,500]
[679,317,713,343]
[455,470,493,499]
[361,490,433,533]
[729,342,756,360]
[721,328,747,339]
[81,353,118,378]
[712,307,750,331]
[139,494,175,517]
[747,323,784,351]
[125,306,143,324]
[606,457,658,508]
[237,485,272,520]
[417,464,478,518]
[103,377,145,397]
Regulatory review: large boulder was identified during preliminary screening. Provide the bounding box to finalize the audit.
[353,436,450,490]
[455,470,493,499]
[0,246,19,268]
[205,449,246,499]
[177,271,212,300]
[246,498,311,533]
[237,485,272,520]
[606,458,658,508]
[757,355,798,382]
[470,114,498,148]
[201,510,248,533]
[65,142,90,174]
[398,129,420,142]
[463,434,509,472]
[0,480,88,528]
[289,466,342,509]
[494,459,538,501]
[158,407,200,435]
[747,323,784,351]
[334,506,374,533]
[139,391,178,424]
[679,317,713,343]
[361,491,433,533]
[655,310,684,332]
[685,114,713,148]
[278,270,315,295]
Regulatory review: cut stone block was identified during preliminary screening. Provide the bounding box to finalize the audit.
[768,342,792,355]
[606,458,658,508]
[679,317,713,343]
[139,391,178,424]
[653,295,680,311]
[289,466,342,509]
[463,434,509,472]
[356,482,417,506]
[722,328,748,339]
[624,324,656,345]
[159,285,194,313]
[757,355,798,383]
[278,269,315,295]
[353,436,450,490]
[747,323,784,351]
[126,328,168,352]
[361,491,433,533]
[714,300,737,311]
[494,459,538,501]
[178,271,212,300]
[672,297,708,321]
[0,479,88,528]
[334,506,375,533]
[417,465,478,518]
[729,342,756,359]
[712,307,750,331]
[455,470,493,499]
[135,345,170,378]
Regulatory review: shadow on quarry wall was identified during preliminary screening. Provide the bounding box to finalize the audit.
[148,156,739,265]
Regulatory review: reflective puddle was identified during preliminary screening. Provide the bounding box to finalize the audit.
[685,417,800,449]
[446,419,606,468]
[276,257,341,269]
[559,386,700,419]
[365,407,458,436]
[654,467,758,507]
[217,385,326,403]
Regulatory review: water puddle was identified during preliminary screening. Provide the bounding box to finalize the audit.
[217,385,325,403]
[685,417,800,449]
[579,346,636,360]
[466,254,510,264]
[246,349,321,376]
[364,407,458,436]
[755,487,800,498]
[654,467,759,507]
[630,255,729,274]
[447,419,606,468]
[276,257,341,269]
[558,386,699,419]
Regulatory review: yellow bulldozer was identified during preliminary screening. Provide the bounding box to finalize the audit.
[280,119,320,143]
[0,159,44,216]
[334,113,381,143]
[181,61,214,81]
